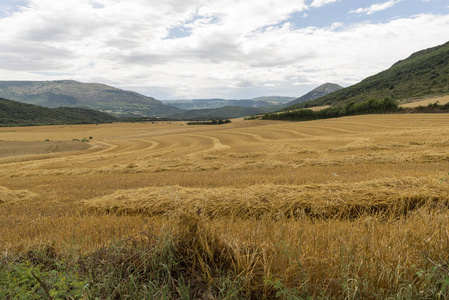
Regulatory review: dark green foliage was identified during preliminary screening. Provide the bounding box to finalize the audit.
[121,117,174,123]
[285,41,449,110]
[187,119,232,125]
[0,97,118,127]
[412,101,449,112]
[263,97,399,121]
[0,260,87,299]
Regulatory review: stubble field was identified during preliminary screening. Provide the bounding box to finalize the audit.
[1,113,449,298]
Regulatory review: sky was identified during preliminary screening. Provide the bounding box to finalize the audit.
[0,0,448,100]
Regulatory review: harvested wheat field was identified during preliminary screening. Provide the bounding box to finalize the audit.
[0,140,91,158]
[2,115,449,298]
[400,95,449,108]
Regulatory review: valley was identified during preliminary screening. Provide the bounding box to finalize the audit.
[2,2,449,298]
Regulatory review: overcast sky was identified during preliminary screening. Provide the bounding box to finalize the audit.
[1,0,448,100]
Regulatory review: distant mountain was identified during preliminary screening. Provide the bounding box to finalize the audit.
[285,83,343,106]
[169,105,278,120]
[169,86,344,120]
[284,41,449,110]
[163,96,295,110]
[249,96,297,104]
[0,80,182,117]
[0,97,118,126]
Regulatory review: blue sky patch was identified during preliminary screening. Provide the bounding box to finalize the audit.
[0,0,28,17]
[290,0,449,29]
[165,15,220,40]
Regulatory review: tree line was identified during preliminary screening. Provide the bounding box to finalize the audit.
[262,97,399,121]
[187,119,232,125]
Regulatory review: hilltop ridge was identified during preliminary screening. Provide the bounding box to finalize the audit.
[285,83,343,106]
[0,80,182,117]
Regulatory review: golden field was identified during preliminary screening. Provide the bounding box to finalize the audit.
[400,95,449,108]
[2,113,449,298]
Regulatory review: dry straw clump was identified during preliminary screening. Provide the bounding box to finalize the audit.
[85,176,449,220]
[0,186,37,204]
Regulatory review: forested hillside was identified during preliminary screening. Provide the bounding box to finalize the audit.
[0,98,118,126]
[285,41,449,110]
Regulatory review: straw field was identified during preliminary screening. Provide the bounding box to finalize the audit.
[400,95,449,108]
[2,113,449,298]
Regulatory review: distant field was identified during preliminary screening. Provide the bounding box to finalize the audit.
[309,105,331,111]
[0,140,90,158]
[400,95,449,108]
[2,115,449,298]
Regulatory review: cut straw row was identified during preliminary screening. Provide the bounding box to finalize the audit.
[85,177,449,220]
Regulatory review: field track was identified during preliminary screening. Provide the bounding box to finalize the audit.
[400,94,449,107]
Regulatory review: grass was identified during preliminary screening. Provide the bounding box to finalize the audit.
[2,210,449,298]
[2,115,449,298]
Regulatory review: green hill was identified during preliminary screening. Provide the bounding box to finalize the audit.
[0,80,182,117]
[0,97,118,126]
[285,41,449,110]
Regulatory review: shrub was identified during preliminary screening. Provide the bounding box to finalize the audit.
[0,260,87,299]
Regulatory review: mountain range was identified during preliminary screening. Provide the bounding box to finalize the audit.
[0,80,182,117]
[163,96,295,110]
[0,80,338,120]
[164,85,342,120]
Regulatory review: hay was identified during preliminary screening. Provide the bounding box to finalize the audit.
[0,186,37,204]
[85,177,449,219]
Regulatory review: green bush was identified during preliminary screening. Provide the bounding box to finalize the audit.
[187,119,232,125]
[0,260,87,299]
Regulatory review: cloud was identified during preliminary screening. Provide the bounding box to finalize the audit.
[350,0,400,15]
[310,0,341,8]
[0,1,449,99]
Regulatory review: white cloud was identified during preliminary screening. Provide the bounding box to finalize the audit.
[350,0,400,15]
[0,1,449,99]
[330,22,343,30]
[310,0,341,8]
